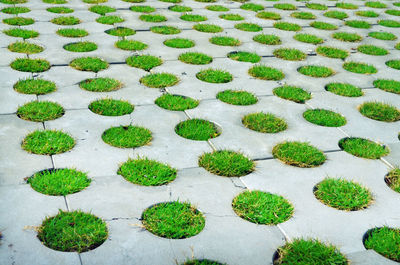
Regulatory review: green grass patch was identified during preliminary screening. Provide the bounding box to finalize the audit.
[28,168,91,196]
[22,130,75,155]
[63,41,97,52]
[17,101,64,122]
[291,11,315,20]
[336,2,358,9]
[242,112,287,133]
[358,45,388,56]
[219,13,243,21]
[51,16,80,25]
[217,90,257,106]
[356,10,379,17]
[159,0,180,3]
[386,60,400,70]
[256,11,281,20]
[316,46,349,59]
[57,28,88,37]
[2,6,30,14]
[130,5,155,13]
[359,102,400,122]
[209,36,241,46]
[345,20,370,29]
[199,150,254,177]
[47,6,73,13]
[126,55,162,71]
[324,10,348,20]
[175,119,220,141]
[105,27,135,36]
[43,0,66,3]
[386,9,400,17]
[140,14,167,22]
[303,109,346,127]
[332,32,362,42]
[8,41,43,54]
[4,28,38,39]
[385,168,400,193]
[206,5,229,12]
[155,94,199,111]
[88,98,133,116]
[274,3,297,10]
[3,17,34,26]
[396,43,400,50]
[228,51,260,63]
[115,39,147,51]
[364,227,400,262]
[0,0,27,3]
[80,77,122,92]
[234,22,262,32]
[273,86,311,103]
[368,31,397,40]
[365,1,386,8]
[169,5,192,12]
[253,34,281,45]
[232,190,293,225]
[14,78,56,95]
[343,62,377,74]
[183,260,225,265]
[83,0,108,3]
[38,210,107,253]
[164,38,195,48]
[325,83,363,97]
[180,14,207,22]
[122,0,144,2]
[70,57,108,72]
[306,3,327,10]
[273,141,326,168]
[196,69,232,83]
[298,65,334,78]
[118,158,177,186]
[140,73,179,88]
[102,125,152,148]
[178,52,212,65]
[378,20,400,28]
[240,3,263,12]
[373,79,400,95]
[11,58,50,73]
[339,137,389,159]
[273,48,306,61]
[310,21,338,30]
[276,239,348,265]
[249,65,284,81]
[294,34,323,44]
[193,24,223,33]
[150,25,181,34]
[142,201,205,239]
[274,22,301,31]
[89,5,115,15]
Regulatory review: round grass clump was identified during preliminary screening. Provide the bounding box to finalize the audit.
[80,78,122,92]
[3,17,34,26]
[178,52,212,65]
[126,55,162,71]
[17,101,64,122]
[386,10,400,17]
[316,46,349,59]
[256,11,281,20]
[357,45,388,56]
[69,57,108,72]
[298,65,334,78]
[336,2,358,9]
[385,168,400,193]
[0,0,27,3]
[96,15,124,24]
[368,32,397,41]
[338,137,389,159]
[130,5,155,13]
[47,6,74,13]
[219,13,243,21]
[291,12,315,20]
[242,112,287,133]
[140,14,167,22]
[240,3,263,12]
[332,32,362,42]
[89,98,133,116]
[359,102,400,122]
[63,42,97,52]
[2,6,30,14]
[325,83,363,97]
[89,5,116,15]
[175,119,220,141]
[373,79,400,95]
[273,85,311,104]
[395,43,400,50]
[4,28,39,39]
[232,190,293,225]
[115,39,147,51]
[234,23,262,32]
[118,158,177,186]
[102,125,152,148]
[249,65,284,81]
[43,0,67,3]
[140,73,179,88]
[273,22,301,31]
[378,20,400,28]
[105,27,135,37]
[228,51,260,63]
[274,3,296,10]
[169,5,192,12]
[303,109,346,127]
[196,69,232,83]
[356,10,379,17]
[180,14,207,22]
[345,20,370,29]
[217,90,257,106]
[155,94,199,111]
[343,62,377,74]
[56,28,88,38]
[293,34,323,45]
[22,130,75,155]
[306,3,327,10]
[273,48,306,61]
[8,42,43,54]
[253,34,281,45]
[272,141,326,168]
[14,79,56,95]
[366,1,386,8]
[364,227,400,262]
[193,24,223,33]
[324,10,348,20]
[164,38,195,48]
[183,260,225,265]
[142,201,205,239]
[150,25,180,35]
[199,150,254,177]
[276,239,348,265]
[28,168,91,196]
[51,16,80,25]
[11,58,50,73]
[209,36,240,46]
[38,210,107,253]
[314,178,372,211]
[386,60,400,70]
[206,5,228,12]
[310,21,338,30]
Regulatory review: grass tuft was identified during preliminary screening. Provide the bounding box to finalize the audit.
[356,10,379,17]
[102,125,152,148]
[332,32,362,42]
[343,62,377,74]
[193,24,223,33]
[234,23,262,32]
[89,98,133,116]
[8,42,43,54]
[310,21,337,30]
[339,137,389,159]
[3,17,34,26]
[365,1,386,8]
[47,6,73,13]
[17,101,64,122]
[294,34,323,45]
[89,5,115,15]
[253,34,281,45]
[291,12,315,20]
[11,58,50,73]
[164,38,195,48]
[175,119,220,141]
[316,46,349,59]
[274,22,301,31]
[14,79,56,95]
[4,28,39,39]
[324,10,348,20]
[325,83,363,97]
[378,20,400,28]
[155,94,199,111]
[180,14,207,22]
[206,5,229,12]
[105,27,135,36]
[219,13,244,21]
[178,52,212,65]
[273,86,311,103]
[57,28,88,37]
[130,5,155,13]
[240,3,263,12]
[364,227,400,262]
[273,48,306,61]
[140,73,179,88]
[70,57,108,72]
[126,55,162,71]
[63,42,97,52]
[385,168,400,193]
[228,51,260,63]
[359,102,400,122]
[96,15,124,24]
[169,5,192,12]
[368,32,397,41]
[150,26,181,35]
[373,79,400,95]
[210,36,240,46]
[272,141,326,168]
[115,39,147,51]
[345,20,370,29]
[256,11,281,20]
[242,112,287,133]
[22,130,75,155]
[298,65,334,78]
[303,109,346,127]
[80,78,122,92]
[248,65,284,81]
[386,60,400,70]
[306,3,327,10]
[51,16,80,25]
[357,45,388,56]
[217,90,257,106]
[196,69,233,83]
[140,14,167,22]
